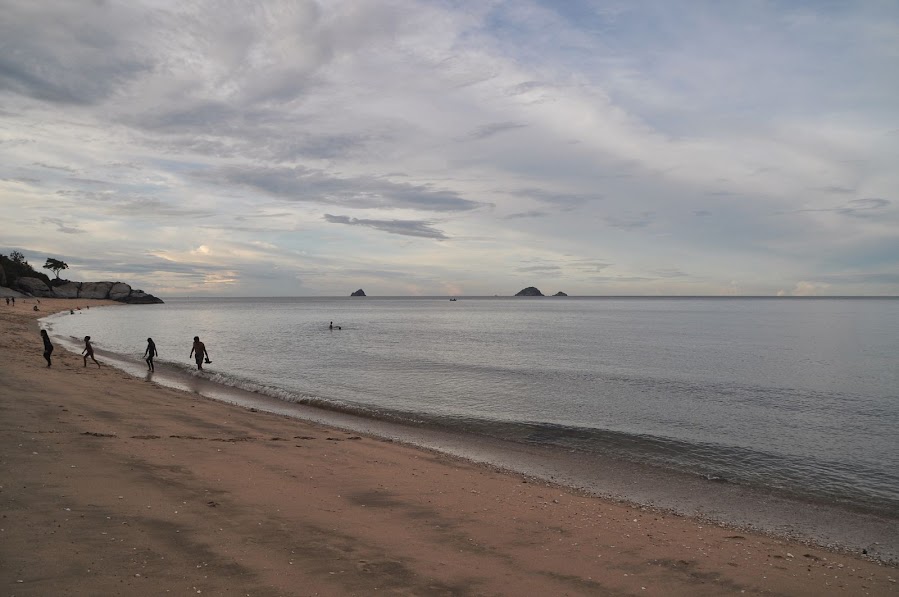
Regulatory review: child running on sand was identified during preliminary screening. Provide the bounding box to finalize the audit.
[40,329,53,367]
[82,336,100,368]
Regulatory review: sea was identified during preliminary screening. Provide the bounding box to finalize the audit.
[42,296,899,560]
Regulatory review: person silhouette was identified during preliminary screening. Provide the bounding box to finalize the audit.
[40,329,54,367]
[144,338,158,372]
[82,336,100,368]
[190,336,209,370]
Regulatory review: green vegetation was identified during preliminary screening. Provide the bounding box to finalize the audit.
[0,252,53,287]
[43,257,69,279]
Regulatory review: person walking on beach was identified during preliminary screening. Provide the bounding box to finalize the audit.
[40,329,54,367]
[144,337,158,372]
[82,336,100,368]
[190,336,209,370]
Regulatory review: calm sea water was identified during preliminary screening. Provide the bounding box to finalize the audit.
[44,297,899,516]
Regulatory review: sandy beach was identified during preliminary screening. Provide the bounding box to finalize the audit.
[1,298,896,596]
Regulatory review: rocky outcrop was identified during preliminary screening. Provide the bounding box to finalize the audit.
[53,281,81,298]
[515,286,544,296]
[351,289,366,297]
[108,282,132,301]
[10,278,163,304]
[80,281,113,299]
[121,289,164,304]
[553,291,568,296]
[15,277,54,297]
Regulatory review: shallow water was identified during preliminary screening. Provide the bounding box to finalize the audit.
[45,297,899,523]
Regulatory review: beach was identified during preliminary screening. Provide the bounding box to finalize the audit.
[1,299,896,596]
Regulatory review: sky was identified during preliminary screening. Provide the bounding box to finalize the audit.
[1,0,898,297]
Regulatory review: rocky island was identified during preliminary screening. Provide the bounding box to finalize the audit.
[515,287,544,296]
[514,287,568,297]
[351,289,366,297]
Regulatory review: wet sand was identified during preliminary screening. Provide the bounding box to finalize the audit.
[1,298,897,596]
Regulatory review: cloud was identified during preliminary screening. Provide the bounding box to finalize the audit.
[512,188,599,209]
[506,210,550,219]
[203,166,486,213]
[40,217,85,235]
[790,281,829,296]
[33,162,76,173]
[324,214,448,239]
[605,212,655,230]
[516,265,562,273]
[467,121,528,141]
[52,190,217,219]
[0,0,153,105]
[816,185,855,195]
[1,1,897,296]
[652,268,689,278]
[569,260,613,274]
[787,198,893,219]
[835,198,891,218]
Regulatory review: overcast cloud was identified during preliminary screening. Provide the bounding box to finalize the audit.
[1,0,897,296]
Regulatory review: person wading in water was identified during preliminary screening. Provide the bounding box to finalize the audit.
[144,337,158,372]
[190,336,209,370]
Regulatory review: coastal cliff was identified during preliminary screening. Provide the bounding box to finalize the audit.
[10,277,164,304]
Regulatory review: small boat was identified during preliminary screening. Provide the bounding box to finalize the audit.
[449,298,457,301]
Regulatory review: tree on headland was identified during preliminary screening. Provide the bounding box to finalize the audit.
[43,257,69,279]
[0,251,51,288]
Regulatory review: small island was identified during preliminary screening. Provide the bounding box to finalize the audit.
[350,289,366,297]
[553,291,568,297]
[515,286,544,296]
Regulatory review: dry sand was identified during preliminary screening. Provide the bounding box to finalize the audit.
[1,298,897,596]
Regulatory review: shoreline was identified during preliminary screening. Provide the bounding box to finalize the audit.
[2,298,897,595]
[40,300,899,563]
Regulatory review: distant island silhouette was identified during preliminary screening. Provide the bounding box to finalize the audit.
[515,287,544,296]
[515,287,568,297]
[351,289,366,297]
